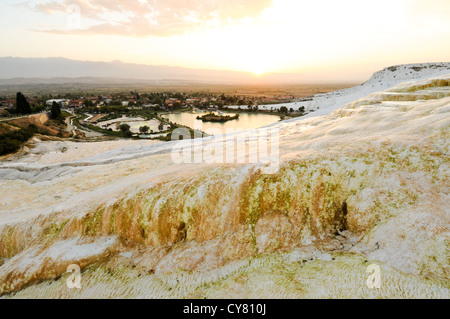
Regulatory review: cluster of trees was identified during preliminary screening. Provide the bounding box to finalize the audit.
[197,113,240,123]
[106,91,258,110]
[139,126,150,134]
[280,106,306,114]
[118,123,167,137]
[137,123,164,134]
[118,124,133,138]
[42,90,269,113]
[83,99,95,107]
[0,125,37,156]
[99,105,129,113]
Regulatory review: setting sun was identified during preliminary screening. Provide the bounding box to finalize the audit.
[252,69,267,76]
[244,60,270,76]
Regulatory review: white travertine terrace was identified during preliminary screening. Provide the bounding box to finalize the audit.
[0,63,449,298]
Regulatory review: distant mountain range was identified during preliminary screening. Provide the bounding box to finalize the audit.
[0,57,305,85]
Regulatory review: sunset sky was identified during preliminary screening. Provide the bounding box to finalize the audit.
[1,0,449,82]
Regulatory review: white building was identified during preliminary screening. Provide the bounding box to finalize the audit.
[46,99,69,107]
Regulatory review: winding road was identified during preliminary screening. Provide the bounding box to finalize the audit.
[64,112,104,138]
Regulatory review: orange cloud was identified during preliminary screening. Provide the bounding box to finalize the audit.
[30,0,274,37]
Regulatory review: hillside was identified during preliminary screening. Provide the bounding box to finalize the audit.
[0,113,73,156]
[0,64,449,298]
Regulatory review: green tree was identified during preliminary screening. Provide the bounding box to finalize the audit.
[83,99,94,107]
[16,92,32,115]
[119,124,132,137]
[119,124,131,133]
[139,126,150,134]
[280,106,288,114]
[110,100,122,106]
[50,101,62,119]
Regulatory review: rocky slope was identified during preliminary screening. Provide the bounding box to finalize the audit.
[0,64,449,298]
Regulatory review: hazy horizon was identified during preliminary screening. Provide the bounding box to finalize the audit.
[0,56,362,84]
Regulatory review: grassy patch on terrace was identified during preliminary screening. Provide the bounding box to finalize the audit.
[396,79,450,93]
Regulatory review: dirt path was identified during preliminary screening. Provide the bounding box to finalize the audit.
[65,116,77,136]
[65,114,104,138]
